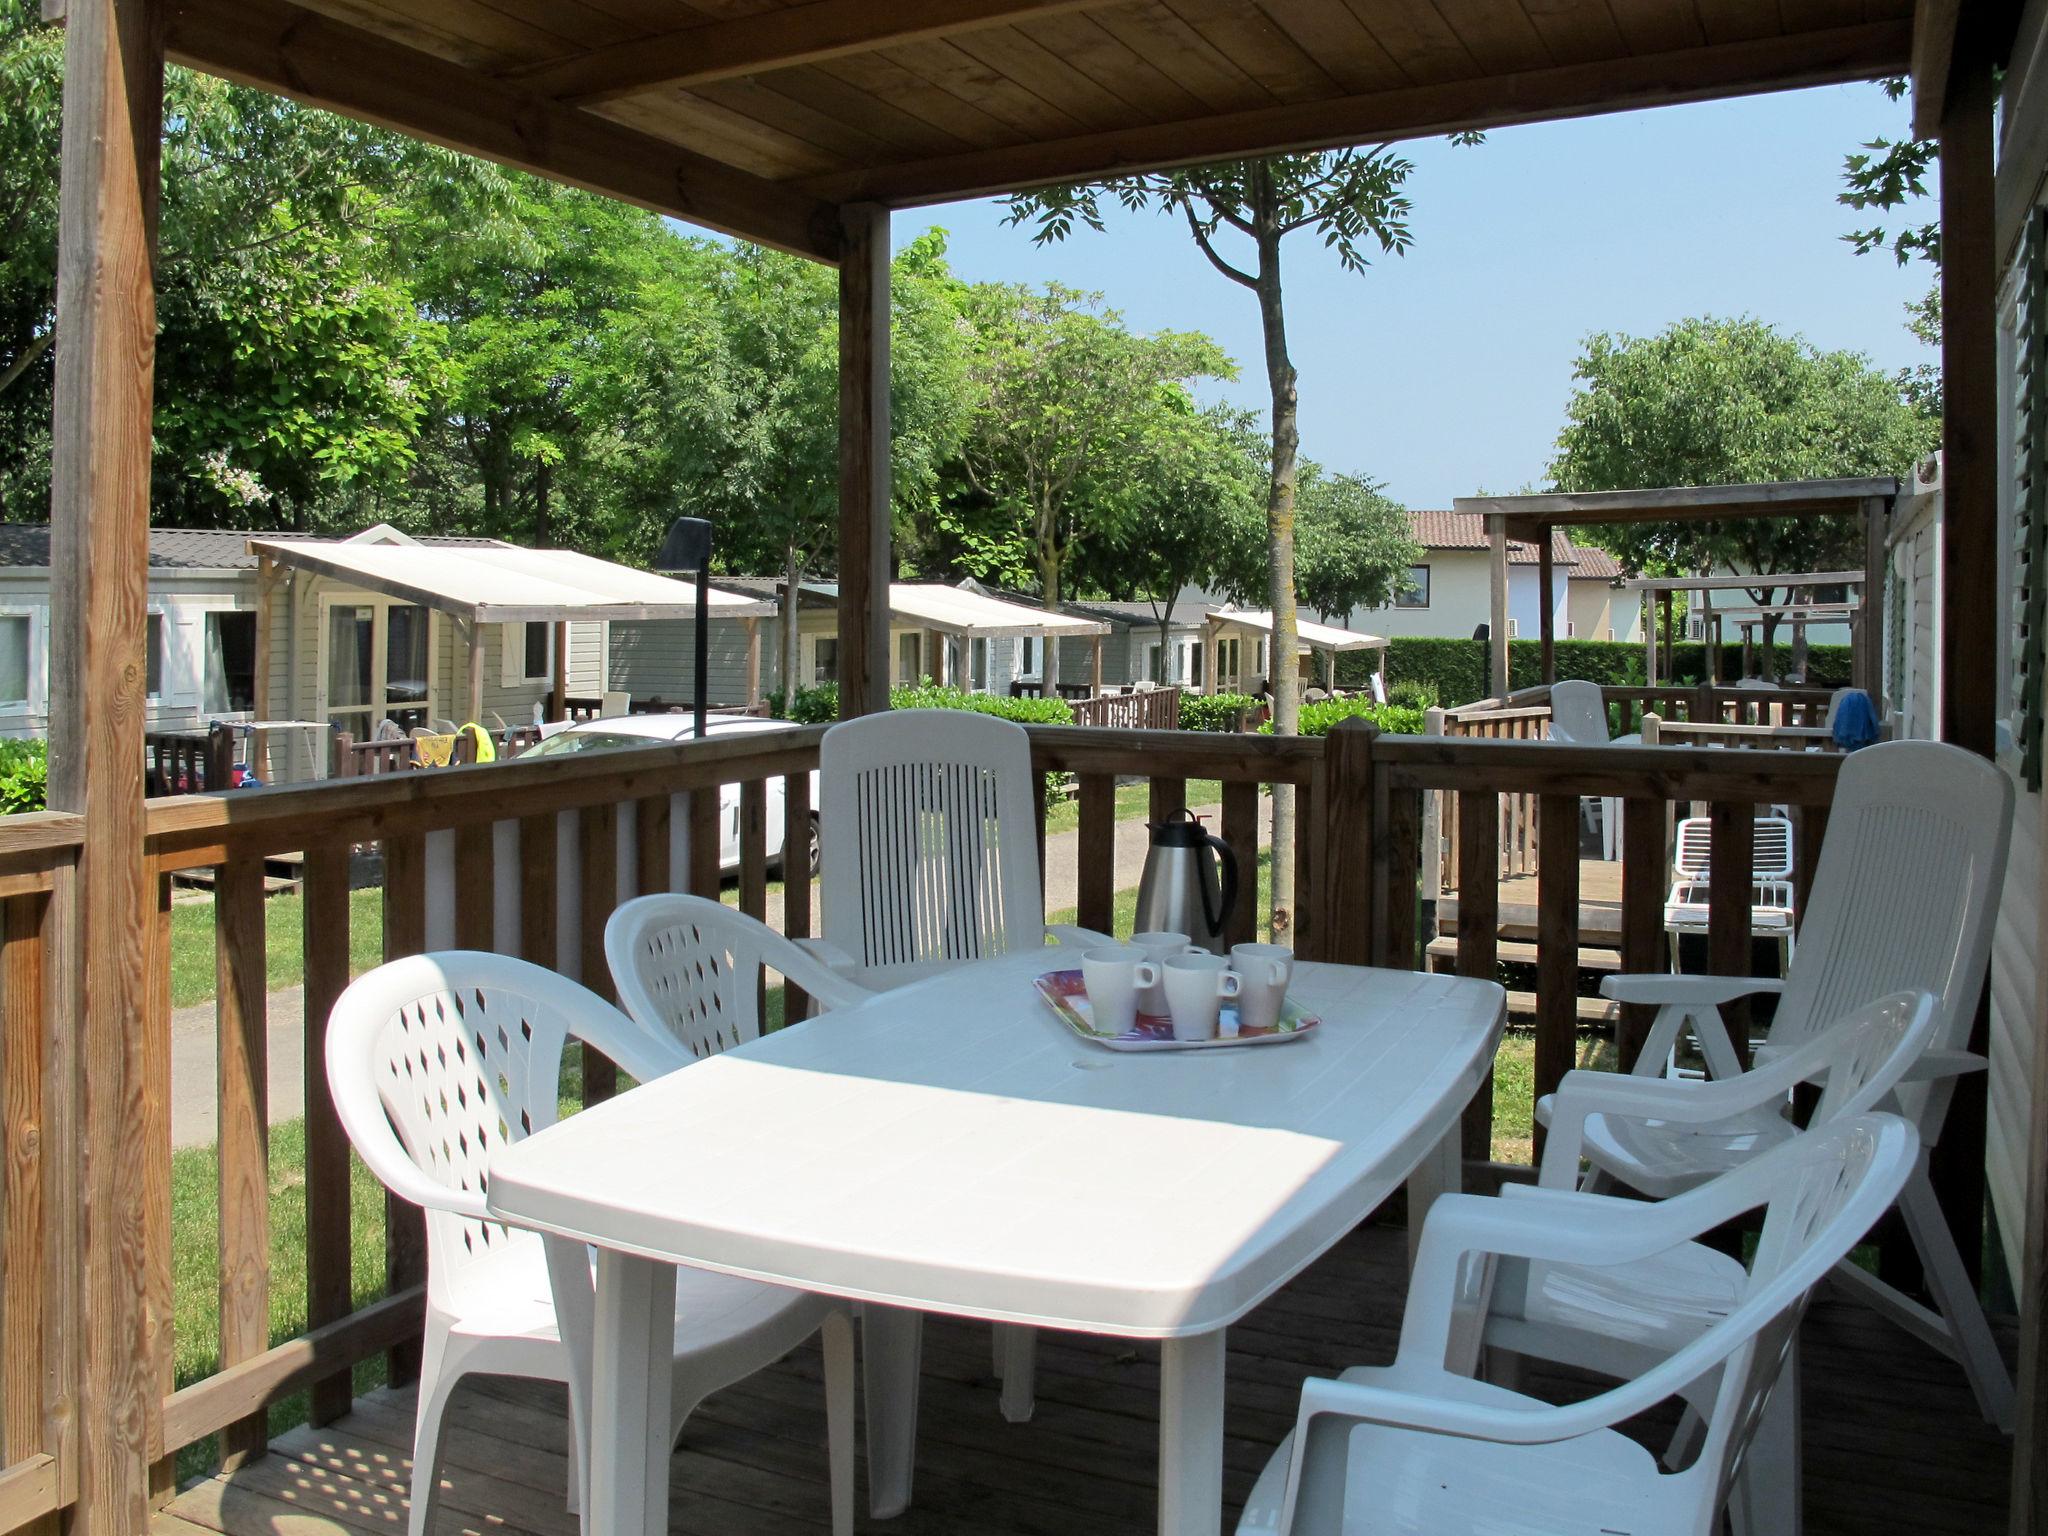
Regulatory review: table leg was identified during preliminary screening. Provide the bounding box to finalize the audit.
[588,1250,676,1536]
[1159,1330,1226,1536]
[1407,1122,1463,1272]
[862,1304,923,1518]
[998,1324,1037,1423]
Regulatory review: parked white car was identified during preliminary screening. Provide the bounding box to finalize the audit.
[521,713,819,876]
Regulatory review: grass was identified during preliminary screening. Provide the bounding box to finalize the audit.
[1043,777,1225,837]
[169,886,386,1010]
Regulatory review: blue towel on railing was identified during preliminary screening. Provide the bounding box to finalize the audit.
[1831,689,1882,752]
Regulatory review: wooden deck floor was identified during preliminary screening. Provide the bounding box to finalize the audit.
[159,1223,2012,1536]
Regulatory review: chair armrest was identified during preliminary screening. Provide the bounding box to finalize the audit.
[1046,924,1114,950]
[1902,1050,1987,1082]
[1600,973,1785,1007]
[754,930,875,1013]
[1538,1064,1799,1186]
[338,1090,491,1221]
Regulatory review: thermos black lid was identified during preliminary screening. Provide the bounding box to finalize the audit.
[1148,808,1210,848]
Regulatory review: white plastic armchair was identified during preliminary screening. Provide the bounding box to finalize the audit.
[1235,1115,1920,1536]
[606,893,873,1055]
[1545,679,1634,858]
[325,952,856,1536]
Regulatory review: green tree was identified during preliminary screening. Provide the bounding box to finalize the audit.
[1551,316,1938,675]
[1839,75,1941,420]
[953,283,1233,688]
[1004,146,1465,929]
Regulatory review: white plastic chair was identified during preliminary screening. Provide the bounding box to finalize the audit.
[325,952,856,1536]
[1576,739,2015,1428]
[807,709,1109,1430]
[1545,679,1635,858]
[1485,993,1963,1536]
[1235,1114,1920,1536]
[1662,814,1797,974]
[606,893,873,1053]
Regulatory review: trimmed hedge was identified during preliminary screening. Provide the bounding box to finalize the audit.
[0,739,46,814]
[1334,638,1853,708]
[1179,692,1263,733]
[771,681,1076,726]
[1263,698,1427,738]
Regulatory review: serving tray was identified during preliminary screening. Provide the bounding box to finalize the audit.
[1032,968,1320,1052]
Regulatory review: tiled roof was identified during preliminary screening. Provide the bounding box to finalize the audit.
[1567,544,1627,580]
[0,524,504,571]
[1406,509,1574,566]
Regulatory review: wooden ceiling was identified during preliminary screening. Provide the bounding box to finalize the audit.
[161,0,1917,261]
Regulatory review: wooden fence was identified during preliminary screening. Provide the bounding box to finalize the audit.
[0,714,1847,1533]
[1067,686,1182,731]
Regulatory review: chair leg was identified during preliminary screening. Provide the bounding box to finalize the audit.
[1900,1166,2017,1432]
[408,1332,460,1536]
[1732,1336,1801,1536]
[821,1311,856,1536]
[998,1324,1037,1424]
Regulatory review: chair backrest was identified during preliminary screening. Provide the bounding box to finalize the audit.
[606,893,778,1057]
[818,709,1045,984]
[324,952,689,1313]
[1672,816,1712,879]
[1670,815,1795,886]
[1775,740,2012,1128]
[1546,679,1611,746]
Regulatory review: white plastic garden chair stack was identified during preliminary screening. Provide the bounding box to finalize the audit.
[1484,991,1967,1536]
[1545,678,1636,858]
[805,708,1110,1426]
[1661,813,1797,973]
[1568,738,2015,1429]
[1234,1114,1920,1536]
[325,951,857,1536]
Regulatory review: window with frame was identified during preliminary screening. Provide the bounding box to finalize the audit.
[525,622,551,682]
[324,601,432,734]
[811,636,839,685]
[145,612,164,698]
[896,631,920,685]
[970,637,988,691]
[204,611,258,713]
[0,616,29,706]
[1019,636,1037,677]
[1395,565,1430,608]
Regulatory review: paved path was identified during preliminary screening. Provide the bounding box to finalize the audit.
[167,798,1265,1147]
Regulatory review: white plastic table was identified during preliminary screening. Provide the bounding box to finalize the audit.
[486,948,1505,1536]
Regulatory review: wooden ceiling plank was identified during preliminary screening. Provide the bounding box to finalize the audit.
[691,73,920,162]
[1247,0,1411,96]
[466,0,647,48]
[1516,0,1631,66]
[944,26,1141,131]
[805,18,1912,204]
[879,36,1095,137]
[1429,0,1556,72]
[817,50,1030,148]
[502,0,1110,105]
[1084,0,1276,112]
[296,0,558,67]
[1691,0,1785,46]
[765,64,979,156]
[596,89,835,177]
[1159,0,1346,103]
[166,0,842,259]
[1334,0,1485,85]
[1011,11,1215,121]
[1604,0,1708,54]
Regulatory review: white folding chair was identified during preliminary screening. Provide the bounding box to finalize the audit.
[1572,740,2016,1428]
[1545,679,1635,859]
[1235,1115,1920,1536]
[803,709,1110,1438]
[326,952,856,1536]
[1661,814,1797,978]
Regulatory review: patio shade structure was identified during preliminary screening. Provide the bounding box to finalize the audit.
[248,538,775,723]
[30,2,2031,1535]
[802,580,1110,689]
[1201,609,1386,694]
[1455,479,1899,697]
[1618,569,1871,687]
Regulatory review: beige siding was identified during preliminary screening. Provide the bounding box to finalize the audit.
[1990,775,2041,1286]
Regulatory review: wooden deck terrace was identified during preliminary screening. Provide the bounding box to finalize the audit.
[158,1221,2014,1536]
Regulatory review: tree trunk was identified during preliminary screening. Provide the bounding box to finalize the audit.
[782,546,803,711]
[1253,174,1302,938]
[1758,612,1779,682]
[1039,534,1062,693]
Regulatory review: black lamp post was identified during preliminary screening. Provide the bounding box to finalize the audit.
[654,516,714,741]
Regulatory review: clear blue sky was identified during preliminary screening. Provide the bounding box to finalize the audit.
[891,79,1937,511]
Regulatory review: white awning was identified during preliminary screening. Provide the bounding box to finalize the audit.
[803,582,1111,639]
[1207,609,1387,651]
[250,539,776,624]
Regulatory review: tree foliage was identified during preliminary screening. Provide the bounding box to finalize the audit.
[1291,465,1418,623]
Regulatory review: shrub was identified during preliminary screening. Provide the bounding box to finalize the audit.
[1264,698,1426,738]
[1386,679,1438,711]
[0,739,47,814]
[1179,692,1262,733]
[890,681,1075,725]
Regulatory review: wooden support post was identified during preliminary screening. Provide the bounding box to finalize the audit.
[1660,591,1675,684]
[252,556,275,776]
[837,202,890,719]
[45,0,164,1526]
[1091,634,1103,693]
[743,616,762,706]
[1644,592,1658,686]
[549,620,569,722]
[1861,495,1888,700]
[463,617,484,726]
[1322,721,1376,965]
[1487,516,1509,697]
[1537,532,1555,685]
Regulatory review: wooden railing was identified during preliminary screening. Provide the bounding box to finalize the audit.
[1068,686,1182,731]
[0,712,1849,1530]
[145,726,236,796]
[1434,694,1549,885]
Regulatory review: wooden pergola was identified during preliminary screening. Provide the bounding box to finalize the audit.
[30,2,2032,1533]
[1456,478,1899,696]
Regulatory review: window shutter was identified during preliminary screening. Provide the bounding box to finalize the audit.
[2017,208,2048,791]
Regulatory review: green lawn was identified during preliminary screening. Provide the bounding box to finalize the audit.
[168,886,386,1010]
[1043,777,1225,837]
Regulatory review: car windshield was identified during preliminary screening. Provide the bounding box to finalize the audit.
[522,731,655,758]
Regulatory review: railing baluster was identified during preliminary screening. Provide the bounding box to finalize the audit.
[1455,792,1499,1163]
[1793,803,1827,936]
[1075,775,1115,937]
[1295,765,1322,958]
[2,893,48,1498]
[1618,797,1665,1071]
[687,788,720,900]
[782,772,813,1024]
[215,856,269,1468]
[579,803,620,1104]
[1533,796,1581,1161]
[1380,783,1421,970]
[1707,800,1754,1070]
[1149,776,1186,823]
[1221,781,1259,951]
[635,794,671,895]
[1324,724,1375,965]
[453,821,494,950]
[381,831,427,1386]
[143,869,174,1504]
[300,845,353,1427]
[518,813,558,972]
[740,781,768,1021]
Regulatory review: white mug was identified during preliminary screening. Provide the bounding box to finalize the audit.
[1081,947,1162,1037]
[1162,953,1241,1042]
[1130,930,1202,1015]
[1231,942,1295,1032]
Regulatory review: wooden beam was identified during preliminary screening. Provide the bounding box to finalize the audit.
[1460,478,1898,526]
[1911,0,1963,139]
[803,22,1912,206]
[162,0,841,262]
[505,0,1105,107]
[1488,516,1509,698]
[1537,534,1555,685]
[836,203,890,719]
[46,0,163,1528]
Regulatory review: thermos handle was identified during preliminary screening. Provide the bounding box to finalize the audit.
[1202,830,1239,937]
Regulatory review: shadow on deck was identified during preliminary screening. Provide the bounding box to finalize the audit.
[158,1223,2011,1536]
